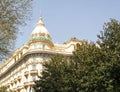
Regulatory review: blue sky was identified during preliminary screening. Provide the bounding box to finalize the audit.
[16,0,120,49]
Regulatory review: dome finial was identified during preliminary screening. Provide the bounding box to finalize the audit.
[37,16,44,26]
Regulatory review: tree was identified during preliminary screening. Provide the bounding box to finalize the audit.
[34,19,120,92]
[0,86,9,92]
[72,42,114,92]
[34,43,107,92]
[73,19,120,92]
[34,55,74,92]
[0,86,7,92]
[97,19,120,91]
[0,0,33,61]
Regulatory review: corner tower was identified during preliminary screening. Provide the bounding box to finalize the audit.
[29,17,54,49]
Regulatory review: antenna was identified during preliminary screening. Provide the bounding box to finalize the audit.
[39,0,43,18]
[40,9,42,17]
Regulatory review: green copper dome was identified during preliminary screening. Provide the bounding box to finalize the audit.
[29,17,52,43]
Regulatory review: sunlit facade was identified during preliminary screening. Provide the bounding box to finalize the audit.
[0,17,84,92]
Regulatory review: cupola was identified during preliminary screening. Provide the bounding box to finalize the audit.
[29,17,54,47]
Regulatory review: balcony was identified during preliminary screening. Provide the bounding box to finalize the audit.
[14,85,23,91]
[24,81,29,87]
[24,81,35,87]
[30,70,38,75]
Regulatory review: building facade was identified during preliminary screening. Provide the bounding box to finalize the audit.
[0,17,84,92]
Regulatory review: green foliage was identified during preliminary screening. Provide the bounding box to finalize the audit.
[34,55,73,92]
[97,19,120,91]
[34,19,120,92]
[0,0,33,61]
[35,43,108,92]
[73,43,114,92]
[0,86,8,92]
[97,19,120,51]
